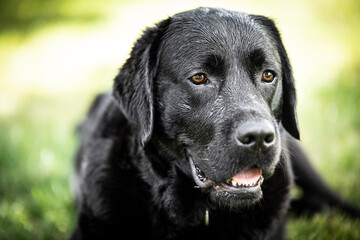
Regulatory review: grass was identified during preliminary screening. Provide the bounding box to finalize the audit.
[288,212,360,240]
[0,93,85,239]
[287,67,360,240]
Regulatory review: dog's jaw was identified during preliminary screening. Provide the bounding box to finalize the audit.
[188,154,265,207]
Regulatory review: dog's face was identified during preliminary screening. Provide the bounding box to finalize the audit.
[114,8,299,208]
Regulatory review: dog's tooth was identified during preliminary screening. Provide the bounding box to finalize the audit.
[255,176,264,186]
[260,176,264,185]
[231,180,237,187]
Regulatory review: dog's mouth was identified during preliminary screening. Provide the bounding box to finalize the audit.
[188,157,264,194]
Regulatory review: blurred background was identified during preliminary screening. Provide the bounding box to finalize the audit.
[0,0,360,239]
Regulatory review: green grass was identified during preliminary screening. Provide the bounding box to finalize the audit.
[299,68,360,196]
[287,67,360,240]
[288,212,360,240]
[0,92,94,239]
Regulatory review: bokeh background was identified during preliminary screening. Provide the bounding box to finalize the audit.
[1,0,360,239]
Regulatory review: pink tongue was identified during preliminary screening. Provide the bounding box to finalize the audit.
[232,168,262,185]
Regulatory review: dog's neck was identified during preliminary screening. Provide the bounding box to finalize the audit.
[141,137,213,227]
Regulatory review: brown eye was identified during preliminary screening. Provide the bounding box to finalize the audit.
[190,74,207,84]
[262,71,275,82]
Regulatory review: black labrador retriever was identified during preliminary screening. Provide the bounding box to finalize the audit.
[70,7,360,240]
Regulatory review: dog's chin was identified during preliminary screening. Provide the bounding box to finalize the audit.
[210,188,263,209]
[188,156,264,208]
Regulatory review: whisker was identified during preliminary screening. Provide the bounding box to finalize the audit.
[281,145,297,159]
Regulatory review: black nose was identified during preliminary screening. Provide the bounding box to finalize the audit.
[236,120,276,151]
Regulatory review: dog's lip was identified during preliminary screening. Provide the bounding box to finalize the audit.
[188,156,264,193]
[189,156,215,188]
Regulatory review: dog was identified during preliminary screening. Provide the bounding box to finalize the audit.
[70,7,360,240]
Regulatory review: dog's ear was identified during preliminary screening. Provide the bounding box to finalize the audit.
[251,15,300,140]
[113,18,171,146]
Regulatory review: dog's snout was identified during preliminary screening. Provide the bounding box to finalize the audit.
[236,120,275,151]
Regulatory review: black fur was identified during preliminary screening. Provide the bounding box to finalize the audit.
[70,8,360,240]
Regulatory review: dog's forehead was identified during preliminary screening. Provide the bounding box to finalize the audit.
[160,8,281,73]
[161,8,276,61]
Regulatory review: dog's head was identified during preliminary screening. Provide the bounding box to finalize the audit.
[114,8,299,208]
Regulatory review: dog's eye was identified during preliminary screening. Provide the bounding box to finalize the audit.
[262,71,275,83]
[190,74,207,85]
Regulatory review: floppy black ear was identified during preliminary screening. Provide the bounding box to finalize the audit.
[251,15,300,140]
[113,18,171,146]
